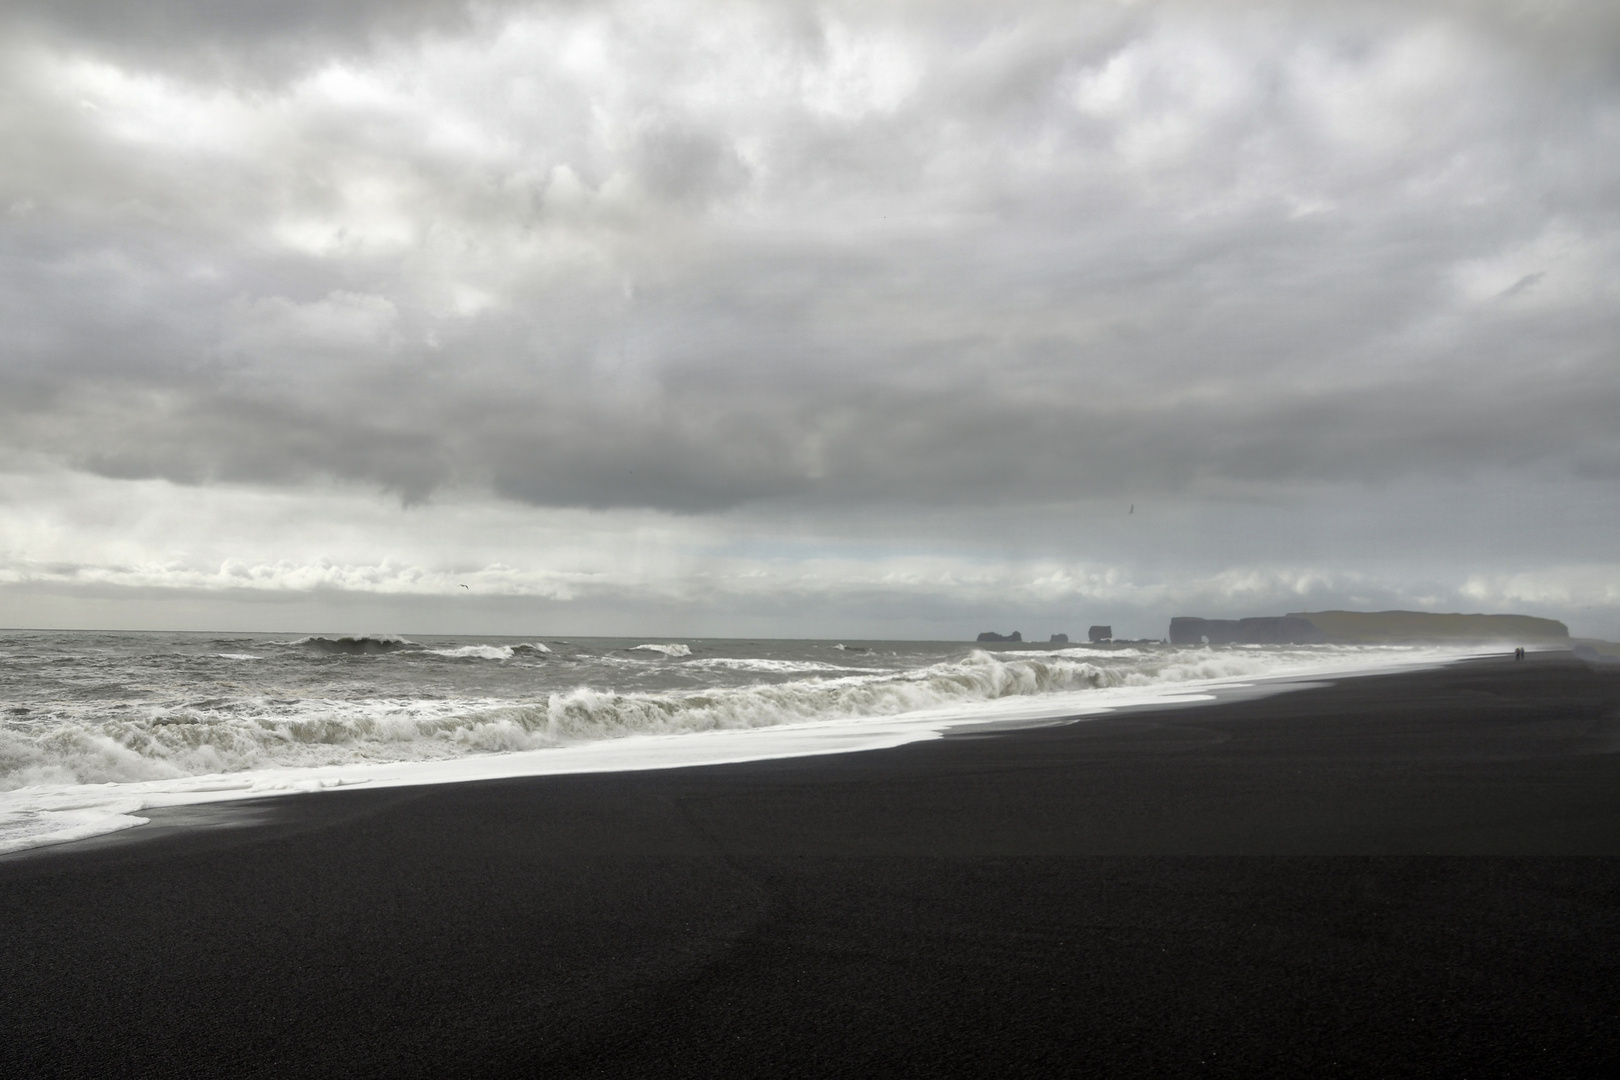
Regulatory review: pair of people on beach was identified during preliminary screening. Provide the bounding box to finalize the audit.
[1514,647,1526,660]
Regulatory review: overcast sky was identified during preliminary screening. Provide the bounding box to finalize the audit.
[2,0,1617,639]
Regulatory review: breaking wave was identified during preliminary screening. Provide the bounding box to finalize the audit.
[292,634,418,655]
[682,657,874,675]
[282,636,552,660]
[0,646,1446,790]
[632,643,692,658]
[426,643,551,661]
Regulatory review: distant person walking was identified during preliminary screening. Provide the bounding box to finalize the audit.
[1514,647,1524,660]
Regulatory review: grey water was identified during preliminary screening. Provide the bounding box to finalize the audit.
[0,630,1130,787]
[0,629,1445,791]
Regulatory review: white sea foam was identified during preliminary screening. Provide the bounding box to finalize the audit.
[633,643,692,657]
[0,643,1488,855]
[426,642,552,660]
[682,657,874,675]
[429,645,514,660]
[2,646,1472,789]
[217,653,263,661]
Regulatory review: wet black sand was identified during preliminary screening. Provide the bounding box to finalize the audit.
[4,652,1620,1077]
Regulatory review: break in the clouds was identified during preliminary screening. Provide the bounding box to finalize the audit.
[2,0,1618,637]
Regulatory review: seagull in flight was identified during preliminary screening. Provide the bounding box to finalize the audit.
[459,584,469,589]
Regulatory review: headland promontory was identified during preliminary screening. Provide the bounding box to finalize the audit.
[1168,610,1569,646]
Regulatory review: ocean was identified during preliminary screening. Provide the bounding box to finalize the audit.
[0,631,1479,853]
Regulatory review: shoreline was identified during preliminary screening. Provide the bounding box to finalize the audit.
[4,651,1618,1075]
[1,643,1491,857]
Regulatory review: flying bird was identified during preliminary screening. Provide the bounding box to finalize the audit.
[460,584,469,589]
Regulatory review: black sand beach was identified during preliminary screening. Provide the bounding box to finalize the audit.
[5,652,1620,1077]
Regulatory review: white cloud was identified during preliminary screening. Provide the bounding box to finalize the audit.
[2,468,1616,638]
[1461,566,1620,612]
[227,292,401,354]
[1,1,1617,636]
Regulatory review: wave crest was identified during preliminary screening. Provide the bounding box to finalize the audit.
[0,651,1149,787]
[428,642,553,660]
[632,643,692,658]
[0,645,1460,791]
[291,635,418,655]
[682,657,871,675]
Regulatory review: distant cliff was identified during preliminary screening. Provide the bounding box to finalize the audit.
[976,631,1022,643]
[1168,610,1569,645]
[1286,610,1569,643]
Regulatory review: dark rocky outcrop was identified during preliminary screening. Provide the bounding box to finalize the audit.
[1048,634,1069,644]
[1088,625,1112,643]
[976,631,1022,643]
[1168,616,1327,646]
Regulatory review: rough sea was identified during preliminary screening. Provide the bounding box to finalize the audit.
[0,630,1479,854]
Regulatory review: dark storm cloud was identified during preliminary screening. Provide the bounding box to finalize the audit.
[2,0,1618,516]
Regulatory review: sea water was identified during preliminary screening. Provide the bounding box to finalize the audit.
[0,631,1480,853]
